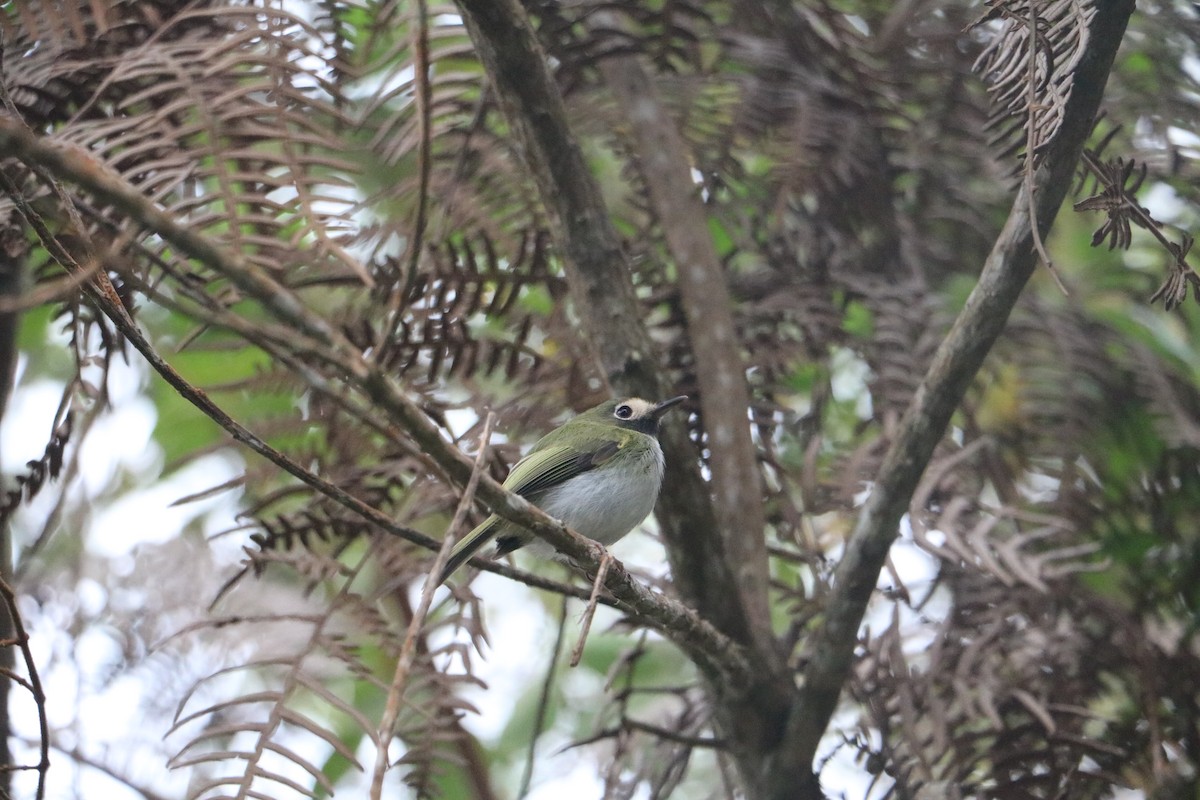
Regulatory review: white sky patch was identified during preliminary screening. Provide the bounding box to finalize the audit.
[87,452,244,558]
[443,406,481,440]
[446,576,551,735]
[77,397,161,496]
[830,346,875,420]
[1142,181,1186,222]
[1,375,65,469]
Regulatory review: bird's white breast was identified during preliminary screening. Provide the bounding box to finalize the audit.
[535,437,665,547]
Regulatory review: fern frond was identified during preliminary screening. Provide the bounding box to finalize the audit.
[973,0,1096,165]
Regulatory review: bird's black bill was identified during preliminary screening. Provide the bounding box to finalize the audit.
[652,395,688,418]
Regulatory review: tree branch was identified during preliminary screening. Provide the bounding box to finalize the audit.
[450,0,657,394]
[590,34,803,794]
[595,32,776,662]
[0,116,754,690]
[772,3,1136,795]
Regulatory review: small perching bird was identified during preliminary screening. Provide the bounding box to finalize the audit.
[437,396,688,585]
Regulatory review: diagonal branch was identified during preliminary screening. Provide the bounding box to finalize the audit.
[451,0,659,394]
[0,117,753,689]
[770,3,1136,795]
[595,33,776,664]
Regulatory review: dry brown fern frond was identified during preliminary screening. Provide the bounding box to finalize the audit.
[855,568,1128,799]
[973,0,1096,166]
[5,2,366,288]
[0,412,71,524]
[1072,149,1200,310]
[358,231,563,389]
[167,537,488,800]
[854,556,1200,798]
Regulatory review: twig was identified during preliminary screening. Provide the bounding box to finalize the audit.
[369,412,495,800]
[623,718,726,749]
[569,551,612,668]
[560,721,725,752]
[0,578,48,800]
[0,668,33,692]
[0,62,134,319]
[517,593,569,800]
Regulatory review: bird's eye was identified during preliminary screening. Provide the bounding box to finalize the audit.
[615,403,633,419]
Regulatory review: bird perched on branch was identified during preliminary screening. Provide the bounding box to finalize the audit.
[437,396,688,584]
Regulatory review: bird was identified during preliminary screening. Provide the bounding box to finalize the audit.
[437,395,688,584]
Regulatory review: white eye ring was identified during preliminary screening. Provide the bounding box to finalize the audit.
[615,404,634,419]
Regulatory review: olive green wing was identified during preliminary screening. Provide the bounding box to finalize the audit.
[437,515,502,585]
[436,438,621,585]
[503,439,621,498]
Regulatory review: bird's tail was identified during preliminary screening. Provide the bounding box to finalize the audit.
[437,515,500,585]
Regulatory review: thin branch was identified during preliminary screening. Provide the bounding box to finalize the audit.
[560,719,724,751]
[0,668,33,693]
[772,4,1136,796]
[569,552,611,668]
[623,719,726,749]
[380,0,434,354]
[0,259,103,313]
[405,0,433,290]
[370,413,495,800]
[0,577,47,800]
